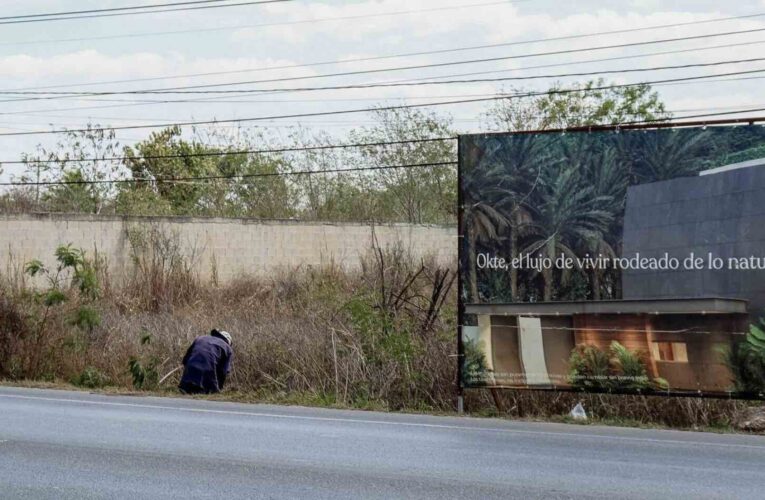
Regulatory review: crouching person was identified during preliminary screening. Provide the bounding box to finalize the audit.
[179,329,233,394]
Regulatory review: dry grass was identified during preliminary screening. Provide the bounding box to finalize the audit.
[0,239,458,412]
[464,389,750,430]
[0,236,760,430]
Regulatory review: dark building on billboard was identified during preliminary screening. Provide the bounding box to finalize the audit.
[622,158,765,317]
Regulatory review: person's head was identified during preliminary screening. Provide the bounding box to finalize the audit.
[211,329,233,346]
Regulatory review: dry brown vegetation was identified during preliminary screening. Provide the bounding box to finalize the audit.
[465,389,749,430]
[0,233,458,411]
[0,234,756,429]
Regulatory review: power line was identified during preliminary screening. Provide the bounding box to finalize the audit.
[661,74,765,87]
[5,28,765,109]
[6,103,765,133]
[6,56,764,97]
[3,38,763,119]
[6,26,765,104]
[27,93,503,104]
[389,39,765,84]
[3,7,763,91]
[0,0,233,20]
[0,55,754,115]
[624,108,765,125]
[9,103,763,126]
[0,137,457,166]
[0,161,459,187]
[0,1,512,50]
[0,69,763,137]
[0,0,291,26]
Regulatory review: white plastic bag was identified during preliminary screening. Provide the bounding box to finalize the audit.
[569,402,587,421]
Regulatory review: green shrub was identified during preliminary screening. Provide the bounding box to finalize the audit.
[568,342,657,391]
[19,244,101,379]
[71,366,110,388]
[128,357,158,390]
[723,320,765,394]
[568,344,611,389]
[69,306,101,332]
[463,337,490,386]
[610,342,650,390]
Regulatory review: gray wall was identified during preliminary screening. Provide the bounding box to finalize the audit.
[622,165,765,316]
[0,214,456,283]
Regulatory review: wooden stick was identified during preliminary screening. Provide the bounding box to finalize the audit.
[159,366,182,385]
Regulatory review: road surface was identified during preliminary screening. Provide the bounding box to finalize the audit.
[1,386,764,499]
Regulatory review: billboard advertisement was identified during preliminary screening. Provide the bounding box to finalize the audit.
[458,123,765,398]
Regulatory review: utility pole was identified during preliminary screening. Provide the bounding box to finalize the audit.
[35,162,40,208]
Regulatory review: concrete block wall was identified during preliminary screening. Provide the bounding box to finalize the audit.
[0,214,457,283]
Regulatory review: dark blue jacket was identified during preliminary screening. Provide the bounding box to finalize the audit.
[179,335,233,393]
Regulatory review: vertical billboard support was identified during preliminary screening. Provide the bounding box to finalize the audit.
[456,135,465,414]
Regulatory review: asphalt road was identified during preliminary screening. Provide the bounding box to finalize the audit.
[1,387,765,499]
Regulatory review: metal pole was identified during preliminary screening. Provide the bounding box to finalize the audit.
[456,135,465,415]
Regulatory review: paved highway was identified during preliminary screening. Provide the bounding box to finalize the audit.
[1,386,764,499]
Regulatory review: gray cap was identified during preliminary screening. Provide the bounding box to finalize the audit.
[212,329,232,346]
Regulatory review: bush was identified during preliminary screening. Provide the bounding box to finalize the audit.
[71,366,110,388]
[568,341,658,391]
[0,289,27,379]
[724,319,765,394]
[3,244,102,380]
[568,344,612,389]
[463,337,489,386]
[128,357,159,390]
[124,224,200,311]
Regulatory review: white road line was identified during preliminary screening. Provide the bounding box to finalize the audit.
[1,392,764,451]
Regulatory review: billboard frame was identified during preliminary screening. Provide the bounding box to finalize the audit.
[456,117,765,403]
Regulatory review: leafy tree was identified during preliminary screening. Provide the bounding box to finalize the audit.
[20,125,123,214]
[462,133,551,301]
[120,126,220,215]
[277,128,358,220]
[23,244,101,376]
[483,79,670,132]
[523,163,612,301]
[42,170,99,213]
[628,128,712,182]
[348,107,456,224]
[5,80,673,232]
[461,182,509,302]
[119,126,294,218]
[468,80,670,301]
[580,145,628,299]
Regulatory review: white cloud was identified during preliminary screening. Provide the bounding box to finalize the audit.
[0,51,167,80]
[0,51,314,86]
[0,0,763,167]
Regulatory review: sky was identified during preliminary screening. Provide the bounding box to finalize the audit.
[2,0,765,179]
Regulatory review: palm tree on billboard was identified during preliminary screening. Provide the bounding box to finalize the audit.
[581,145,627,299]
[524,161,613,301]
[461,175,509,303]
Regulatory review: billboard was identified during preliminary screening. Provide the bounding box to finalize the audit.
[458,123,765,398]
